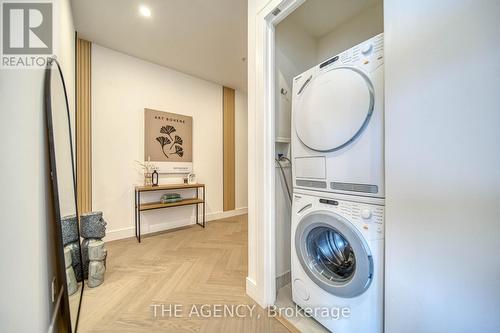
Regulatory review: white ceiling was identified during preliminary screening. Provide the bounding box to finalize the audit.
[70,0,247,91]
[287,0,381,38]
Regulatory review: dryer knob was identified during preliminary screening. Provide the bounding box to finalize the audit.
[361,209,372,219]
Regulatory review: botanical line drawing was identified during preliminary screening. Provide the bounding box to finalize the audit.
[160,125,176,141]
[156,126,184,158]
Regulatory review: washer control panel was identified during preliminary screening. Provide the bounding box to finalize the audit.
[317,197,385,240]
[361,209,372,219]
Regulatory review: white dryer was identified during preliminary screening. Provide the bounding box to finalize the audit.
[292,33,384,198]
[291,189,384,333]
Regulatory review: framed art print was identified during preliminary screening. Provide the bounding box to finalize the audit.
[144,108,193,173]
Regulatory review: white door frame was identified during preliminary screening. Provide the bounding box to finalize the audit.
[246,0,305,308]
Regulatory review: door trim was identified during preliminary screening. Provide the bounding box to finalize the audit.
[247,0,307,307]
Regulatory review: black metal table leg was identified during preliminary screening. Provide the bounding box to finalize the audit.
[138,191,141,243]
[202,186,205,227]
[135,190,138,240]
[196,187,199,226]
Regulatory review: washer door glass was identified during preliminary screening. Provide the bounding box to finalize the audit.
[295,211,373,298]
[294,67,374,152]
[307,227,356,282]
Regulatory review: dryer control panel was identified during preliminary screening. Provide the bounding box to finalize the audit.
[318,33,384,73]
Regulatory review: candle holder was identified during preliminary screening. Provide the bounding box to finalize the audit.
[152,169,159,186]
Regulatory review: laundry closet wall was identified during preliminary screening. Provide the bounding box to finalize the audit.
[384,0,500,332]
[317,1,383,62]
[275,15,317,282]
[273,0,384,285]
[91,45,248,241]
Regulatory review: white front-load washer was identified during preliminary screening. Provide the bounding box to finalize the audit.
[292,33,384,198]
[291,189,384,333]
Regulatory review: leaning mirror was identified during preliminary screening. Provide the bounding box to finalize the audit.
[44,58,83,332]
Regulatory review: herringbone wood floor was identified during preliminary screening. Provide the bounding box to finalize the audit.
[78,214,289,333]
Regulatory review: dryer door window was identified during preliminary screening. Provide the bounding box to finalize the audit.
[294,67,374,152]
[295,211,373,298]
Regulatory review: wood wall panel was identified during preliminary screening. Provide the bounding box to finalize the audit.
[76,38,92,214]
[223,87,235,211]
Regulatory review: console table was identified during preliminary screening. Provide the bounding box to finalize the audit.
[134,183,205,243]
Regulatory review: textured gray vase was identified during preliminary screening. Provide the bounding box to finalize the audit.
[87,261,105,288]
[64,246,72,268]
[66,266,78,295]
[61,215,79,245]
[80,211,107,239]
[80,211,108,286]
[64,246,78,295]
[88,240,107,261]
[81,238,90,280]
[66,241,83,282]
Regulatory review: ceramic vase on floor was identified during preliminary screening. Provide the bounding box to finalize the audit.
[64,247,78,295]
[80,211,108,288]
[61,215,83,282]
[87,240,107,287]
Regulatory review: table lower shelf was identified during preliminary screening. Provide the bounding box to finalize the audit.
[139,198,204,211]
[135,185,205,243]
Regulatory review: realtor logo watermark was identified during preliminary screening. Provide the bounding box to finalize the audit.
[1,0,54,68]
[150,303,351,320]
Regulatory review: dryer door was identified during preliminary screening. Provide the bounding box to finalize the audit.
[294,67,374,152]
[295,211,373,298]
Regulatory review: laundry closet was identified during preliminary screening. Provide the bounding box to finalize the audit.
[273,0,384,331]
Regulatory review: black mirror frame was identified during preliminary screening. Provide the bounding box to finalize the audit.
[44,57,83,332]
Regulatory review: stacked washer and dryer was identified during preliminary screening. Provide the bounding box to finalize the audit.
[290,33,384,333]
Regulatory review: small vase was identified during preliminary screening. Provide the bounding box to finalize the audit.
[144,172,153,186]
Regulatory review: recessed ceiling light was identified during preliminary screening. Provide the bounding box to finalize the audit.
[139,5,151,17]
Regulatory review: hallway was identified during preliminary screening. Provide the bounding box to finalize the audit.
[77,215,289,333]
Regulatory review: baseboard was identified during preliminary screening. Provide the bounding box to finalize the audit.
[276,270,291,291]
[104,207,248,242]
[147,218,197,234]
[47,285,64,333]
[209,207,248,220]
[246,276,269,309]
[104,226,136,242]
[273,312,302,333]
[246,276,259,302]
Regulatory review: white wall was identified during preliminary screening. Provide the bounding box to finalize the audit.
[384,1,500,332]
[275,17,318,141]
[275,164,292,278]
[276,18,318,84]
[317,1,383,62]
[274,17,317,281]
[0,0,75,331]
[92,45,247,241]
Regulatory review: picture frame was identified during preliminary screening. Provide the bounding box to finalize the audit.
[144,108,193,173]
